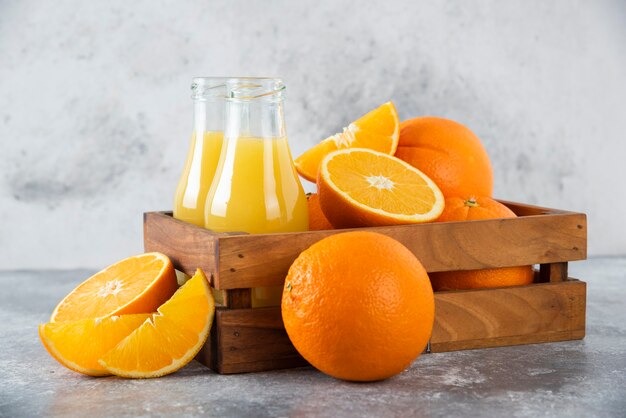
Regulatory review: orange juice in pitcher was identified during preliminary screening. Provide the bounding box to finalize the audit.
[204,78,308,307]
[173,78,226,226]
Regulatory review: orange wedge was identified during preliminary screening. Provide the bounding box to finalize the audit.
[295,101,399,182]
[99,269,215,378]
[50,253,177,322]
[39,314,151,376]
[318,148,444,228]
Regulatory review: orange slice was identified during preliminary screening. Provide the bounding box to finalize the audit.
[318,148,444,228]
[50,253,177,322]
[294,101,399,183]
[39,314,151,376]
[99,269,215,378]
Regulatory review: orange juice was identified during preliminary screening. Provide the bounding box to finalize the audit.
[205,135,308,233]
[205,135,308,307]
[173,131,224,226]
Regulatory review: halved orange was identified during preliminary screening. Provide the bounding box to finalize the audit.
[39,314,151,376]
[318,148,445,228]
[295,102,399,183]
[99,269,215,378]
[50,253,177,322]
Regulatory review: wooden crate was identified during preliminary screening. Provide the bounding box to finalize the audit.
[143,201,587,374]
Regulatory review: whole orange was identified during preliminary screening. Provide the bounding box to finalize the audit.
[395,117,493,198]
[431,196,535,291]
[306,193,334,231]
[282,231,434,382]
[436,195,515,222]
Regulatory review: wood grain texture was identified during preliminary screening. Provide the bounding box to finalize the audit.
[143,212,220,280]
[207,307,307,374]
[430,279,586,352]
[224,289,252,308]
[144,203,587,289]
[498,200,566,217]
[214,212,587,289]
[540,262,569,283]
[196,280,586,374]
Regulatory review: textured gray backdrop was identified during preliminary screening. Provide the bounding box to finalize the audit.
[1,0,625,268]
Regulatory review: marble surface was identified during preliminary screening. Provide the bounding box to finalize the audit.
[1,1,626,270]
[1,258,625,417]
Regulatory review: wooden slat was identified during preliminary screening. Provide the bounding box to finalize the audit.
[223,289,252,309]
[214,212,587,289]
[497,200,566,217]
[195,316,219,369]
[142,205,586,290]
[430,279,586,352]
[208,308,307,374]
[143,212,220,279]
[196,279,586,374]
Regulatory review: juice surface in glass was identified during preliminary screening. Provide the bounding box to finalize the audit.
[173,131,224,226]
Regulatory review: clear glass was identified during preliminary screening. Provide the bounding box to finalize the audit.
[173,78,227,227]
[204,78,308,307]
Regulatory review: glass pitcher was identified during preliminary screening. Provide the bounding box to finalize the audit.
[204,78,308,307]
[173,77,226,227]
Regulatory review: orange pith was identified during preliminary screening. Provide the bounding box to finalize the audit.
[295,102,399,183]
[317,148,444,228]
[282,231,434,382]
[50,253,177,322]
[38,314,151,376]
[98,269,215,378]
[432,196,534,290]
[395,117,493,198]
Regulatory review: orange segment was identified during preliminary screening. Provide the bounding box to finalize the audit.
[99,269,215,378]
[50,253,177,322]
[295,102,399,182]
[38,314,150,376]
[318,148,444,228]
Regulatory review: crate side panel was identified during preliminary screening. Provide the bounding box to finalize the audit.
[215,307,307,373]
[144,212,219,280]
[216,213,587,289]
[202,281,586,374]
[430,279,586,352]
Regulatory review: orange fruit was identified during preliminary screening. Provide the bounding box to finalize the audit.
[317,148,444,228]
[295,102,399,182]
[395,117,493,198]
[436,195,515,221]
[282,231,434,382]
[306,193,333,231]
[50,253,177,322]
[430,265,535,291]
[99,269,215,378]
[39,314,151,376]
[431,196,534,290]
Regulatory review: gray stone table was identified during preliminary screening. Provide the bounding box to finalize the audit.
[1,258,625,417]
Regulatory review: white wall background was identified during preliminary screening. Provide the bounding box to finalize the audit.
[1,0,625,269]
